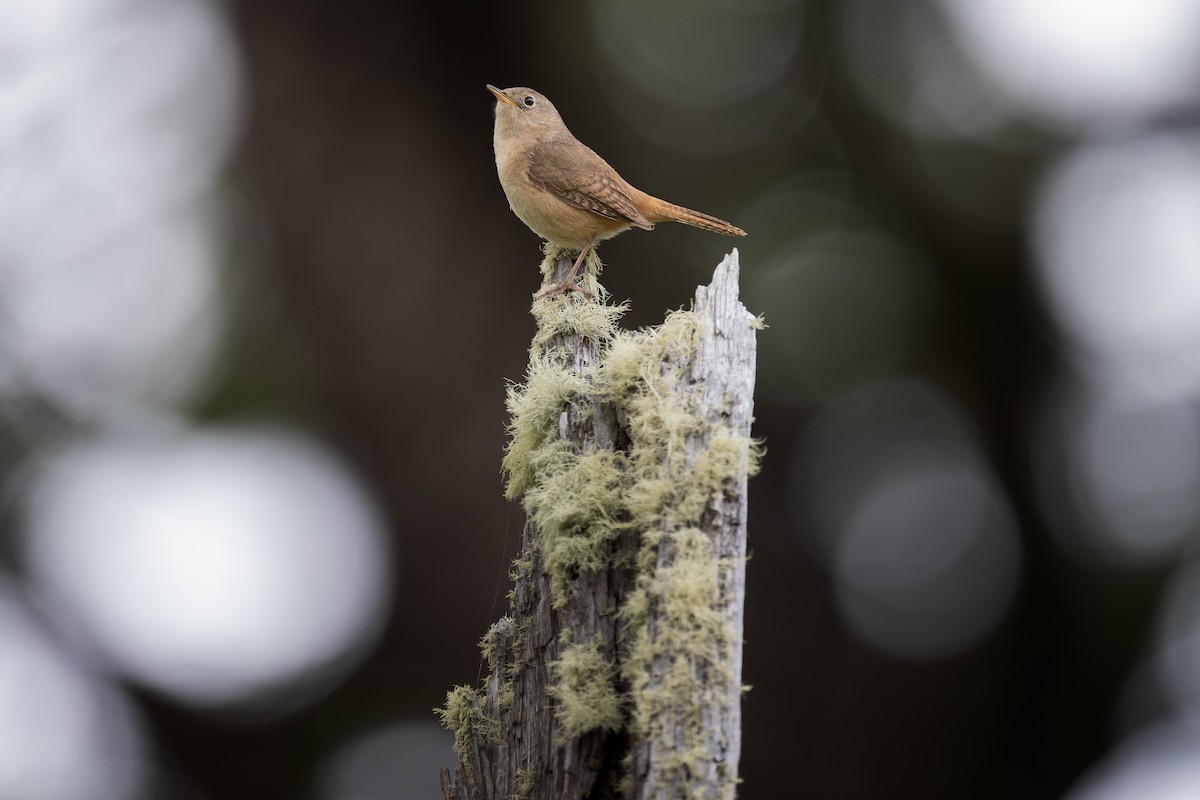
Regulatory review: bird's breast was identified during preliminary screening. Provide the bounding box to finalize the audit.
[493,132,629,250]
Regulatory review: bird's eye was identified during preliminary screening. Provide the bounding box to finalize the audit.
[523,96,535,107]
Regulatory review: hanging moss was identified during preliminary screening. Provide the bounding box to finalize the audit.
[501,360,590,500]
[524,445,631,605]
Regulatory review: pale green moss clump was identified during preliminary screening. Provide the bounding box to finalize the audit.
[502,361,590,500]
[436,685,496,788]
[497,679,515,713]
[513,768,534,800]
[524,446,630,604]
[479,617,508,667]
[532,245,629,349]
[550,636,625,738]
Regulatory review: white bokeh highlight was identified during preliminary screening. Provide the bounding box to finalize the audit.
[1032,133,1200,397]
[1065,723,1200,800]
[21,426,392,711]
[937,0,1200,127]
[0,580,145,800]
[0,0,242,420]
[1154,558,1200,718]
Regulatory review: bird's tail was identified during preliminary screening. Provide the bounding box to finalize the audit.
[639,194,747,237]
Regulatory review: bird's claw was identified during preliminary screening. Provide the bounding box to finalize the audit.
[536,280,594,300]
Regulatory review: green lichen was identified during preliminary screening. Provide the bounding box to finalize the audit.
[436,685,497,788]
[508,557,533,581]
[523,445,630,604]
[531,289,628,354]
[502,359,590,500]
[599,310,761,536]
[624,529,732,729]
[513,767,535,799]
[530,245,629,351]
[497,679,515,712]
[479,618,511,670]
[550,636,625,738]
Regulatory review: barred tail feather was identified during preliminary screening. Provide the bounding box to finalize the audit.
[642,195,747,237]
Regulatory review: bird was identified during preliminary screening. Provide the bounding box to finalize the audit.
[486,84,746,297]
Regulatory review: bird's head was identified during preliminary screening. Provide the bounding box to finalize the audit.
[486,85,566,140]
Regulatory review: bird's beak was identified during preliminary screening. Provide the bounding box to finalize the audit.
[486,84,520,108]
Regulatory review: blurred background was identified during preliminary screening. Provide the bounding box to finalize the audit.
[1,0,1199,798]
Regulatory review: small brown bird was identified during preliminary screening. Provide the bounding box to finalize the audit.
[487,84,746,297]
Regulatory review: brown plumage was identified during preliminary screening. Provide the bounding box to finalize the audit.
[487,84,746,297]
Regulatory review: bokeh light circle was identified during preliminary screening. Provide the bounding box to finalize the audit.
[591,0,803,106]
[21,425,392,713]
[842,0,1018,143]
[0,580,145,800]
[1034,382,1200,567]
[1032,132,1200,396]
[833,457,1021,659]
[937,0,1200,127]
[1154,557,1200,718]
[1065,723,1200,800]
[745,181,939,404]
[0,0,242,420]
[315,721,455,800]
[586,0,814,154]
[791,380,1022,659]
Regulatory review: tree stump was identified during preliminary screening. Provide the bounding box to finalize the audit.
[440,247,760,800]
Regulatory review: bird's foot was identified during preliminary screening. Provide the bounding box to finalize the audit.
[536,279,595,300]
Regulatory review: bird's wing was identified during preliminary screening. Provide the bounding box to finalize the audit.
[526,140,654,231]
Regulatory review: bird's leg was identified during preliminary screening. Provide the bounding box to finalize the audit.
[537,237,596,299]
[562,238,594,286]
